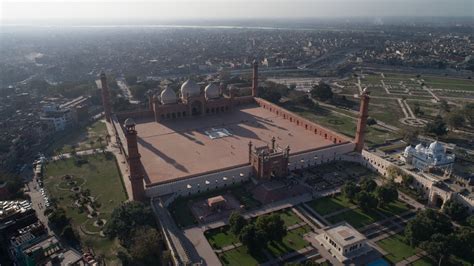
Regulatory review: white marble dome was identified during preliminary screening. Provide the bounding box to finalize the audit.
[415,143,424,151]
[180,79,201,98]
[428,141,444,154]
[160,86,177,104]
[205,83,220,99]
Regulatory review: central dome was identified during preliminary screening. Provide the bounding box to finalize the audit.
[428,141,444,154]
[205,83,220,99]
[160,86,177,104]
[180,79,201,98]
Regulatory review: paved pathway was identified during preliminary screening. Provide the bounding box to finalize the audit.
[396,251,427,266]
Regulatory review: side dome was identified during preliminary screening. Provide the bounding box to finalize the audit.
[180,79,201,98]
[205,83,220,99]
[124,118,136,127]
[428,141,444,154]
[160,86,177,104]
[415,144,424,152]
[404,146,414,156]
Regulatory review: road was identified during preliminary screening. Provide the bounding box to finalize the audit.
[116,78,140,104]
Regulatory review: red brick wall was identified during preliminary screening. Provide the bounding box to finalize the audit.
[254,98,352,145]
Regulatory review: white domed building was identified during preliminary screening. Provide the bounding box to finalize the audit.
[160,86,177,105]
[401,141,455,172]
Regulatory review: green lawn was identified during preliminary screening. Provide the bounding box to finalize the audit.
[379,200,411,217]
[266,225,311,258]
[326,207,384,229]
[218,246,267,266]
[307,195,355,216]
[47,120,108,154]
[205,226,239,249]
[377,233,418,264]
[43,153,127,263]
[279,209,302,227]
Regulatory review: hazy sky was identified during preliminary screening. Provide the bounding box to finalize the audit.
[1,0,473,23]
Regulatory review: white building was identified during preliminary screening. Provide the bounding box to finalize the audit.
[316,223,372,263]
[401,141,455,172]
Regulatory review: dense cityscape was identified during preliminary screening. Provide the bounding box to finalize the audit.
[0,1,473,266]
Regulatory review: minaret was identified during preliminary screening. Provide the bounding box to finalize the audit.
[355,88,370,153]
[252,60,258,97]
[124,118,145,201]
[100,72,112,122]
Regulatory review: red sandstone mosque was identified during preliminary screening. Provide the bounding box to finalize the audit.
[100,62,370,201]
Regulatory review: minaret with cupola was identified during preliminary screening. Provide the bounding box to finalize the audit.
[124,118,146,201]
[355,88,370,153]
[252,60,259,97]
[100,71,112,122]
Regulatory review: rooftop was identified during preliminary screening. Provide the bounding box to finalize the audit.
[133,103,339,185]
[325,223,366,246]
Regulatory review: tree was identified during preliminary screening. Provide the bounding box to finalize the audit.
[451,227,474,260]
[443,199,469,221]
[49,208,69,230]
[439,100,450,113]
[463,103,474,126]
[420,233,453,265]
[446,111,465,129]
[467,215,474,228]
[366,117,377,126]
[128,226,163,264]
[375,184,398,207]
[229,212,246,235]
[386,165,402,180]
[355,191,378,211]
[399,128,419,145]
[239,224,266,253]
[341,181,359,202]
[360,177,377,192]
[404,209,453,246]
[259,87,283,103]
[310,82,333,101]
[425,115,448,136]
[255,213,287,242]
[104,201,155,244]
[401,173,414,187]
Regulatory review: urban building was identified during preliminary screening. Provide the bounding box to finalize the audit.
[316,223,372,263]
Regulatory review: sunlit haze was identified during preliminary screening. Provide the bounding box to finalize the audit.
[2,0,473,24]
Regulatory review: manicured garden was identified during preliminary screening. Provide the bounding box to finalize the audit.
[326,207,384,229]
[44,153,127,262]
[218,246,267,266]
[307,194,355,216]
[376,233,418,264]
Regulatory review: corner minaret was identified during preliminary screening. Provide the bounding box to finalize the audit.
[124,118,146,201]
[100,72,112,122]
[355,88,370,153]
[252,60,258,97]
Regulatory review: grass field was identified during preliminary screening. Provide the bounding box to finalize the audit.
[205,226,239,249]
[266,225,311,258]
[43,153,127,263]
[379,200,411,217]
[326,207,384,229]
[377,233,418,264]
[307,194,355,216]
[47,120,108,154]
[218,246,267,266]
[279,209,302,227]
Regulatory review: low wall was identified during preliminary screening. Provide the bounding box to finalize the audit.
[145,165,253,198]
[288,142,355,170]
[254,98,352,144]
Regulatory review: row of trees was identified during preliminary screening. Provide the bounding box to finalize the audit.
[228,212,287,255]
[341,177,398,210]
[405,209,473,265]
[104,201,166,265]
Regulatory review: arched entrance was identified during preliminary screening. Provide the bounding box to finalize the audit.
[433,195,444,208]
[191,100,203,116]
